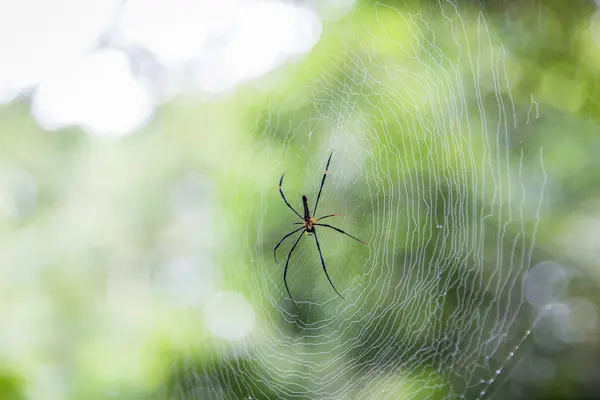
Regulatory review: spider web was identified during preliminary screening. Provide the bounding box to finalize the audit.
[167,1,549,399]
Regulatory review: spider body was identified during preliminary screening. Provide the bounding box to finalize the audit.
[274,153,368,303]
[304,218,316,233]
[301,195,316,233]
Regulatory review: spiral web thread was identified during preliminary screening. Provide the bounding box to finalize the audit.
[166,1,548,399]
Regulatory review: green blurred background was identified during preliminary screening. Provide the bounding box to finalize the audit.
[0,0,599,399]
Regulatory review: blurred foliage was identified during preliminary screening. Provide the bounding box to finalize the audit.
[0,0,600,399]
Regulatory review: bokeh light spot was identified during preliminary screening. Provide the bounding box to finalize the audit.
[0,168,38,221]
[204,291,255,341]
[525,261,570,309]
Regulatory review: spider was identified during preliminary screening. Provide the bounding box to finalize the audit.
[274,152,368,302]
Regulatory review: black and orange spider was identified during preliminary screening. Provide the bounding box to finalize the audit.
[274,152,368,302]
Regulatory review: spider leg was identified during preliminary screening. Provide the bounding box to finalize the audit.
[274,226,305,262]
[283,231,305,303]
[279,173,303,220]
[313,230,345,299]
[314,223,368,245]
[312,152,333,216]
[316,213,344,221]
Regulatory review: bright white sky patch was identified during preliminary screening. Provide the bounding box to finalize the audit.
[2,0,327,129]
[0,88,20,105]
[195,2,322,93]
[117,0,245,67]
[0,0,121,93]
[32,49,154,136]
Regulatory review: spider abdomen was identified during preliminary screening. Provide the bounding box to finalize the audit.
[305,217,316,232]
